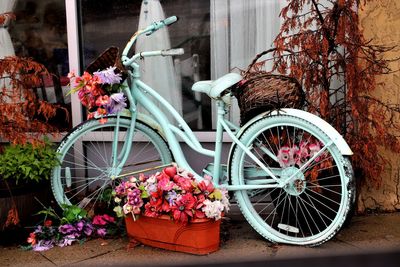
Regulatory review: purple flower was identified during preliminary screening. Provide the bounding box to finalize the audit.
[75,220,84,232]
[58,224,76,235]
[84,223,94,236]
[127,188,143,206]
[34,225,43,234]
[32,240,54,251]
[166,191,178,206]
[105,93,127,114]
[96,228,107,238]
[93,66,122,85]
[115,181,127,195]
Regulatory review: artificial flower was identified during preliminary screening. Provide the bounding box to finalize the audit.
[113,165,229,224]
[171,193,196,224]
[93,66,122,85]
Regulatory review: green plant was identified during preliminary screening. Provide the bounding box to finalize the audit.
[0,139,59,183]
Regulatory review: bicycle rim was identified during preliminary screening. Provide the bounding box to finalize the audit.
[51,117,173,212]
[230,115,354,246]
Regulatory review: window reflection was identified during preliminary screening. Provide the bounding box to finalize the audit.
[80,0,211,130]
[9,0,71,131]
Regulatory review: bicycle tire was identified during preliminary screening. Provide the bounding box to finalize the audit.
[51,116,173,211]
[230,115,355,246]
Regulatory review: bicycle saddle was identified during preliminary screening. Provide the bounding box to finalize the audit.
[192,73,242,99]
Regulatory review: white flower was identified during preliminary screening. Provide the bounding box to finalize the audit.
[202,200,225,220]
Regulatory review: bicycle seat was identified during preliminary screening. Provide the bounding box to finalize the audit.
[192,73,242,99]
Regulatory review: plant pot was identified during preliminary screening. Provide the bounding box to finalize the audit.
[125,215,221,255]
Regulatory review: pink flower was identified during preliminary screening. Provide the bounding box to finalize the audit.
[157,176,175,191]
[198,176,215,196]
[309,143,322,162]
[96,228,107,238]
[173,175,194,192]
[295,141,309,167]
[92,214,116,226]
[277,146,291,168]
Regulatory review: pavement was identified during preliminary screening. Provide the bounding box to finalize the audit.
[1,212,400,267]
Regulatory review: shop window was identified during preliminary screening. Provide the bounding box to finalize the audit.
[80,0,211,130]
[9,0,71,131]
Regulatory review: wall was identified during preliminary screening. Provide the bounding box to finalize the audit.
[358,0,400,211]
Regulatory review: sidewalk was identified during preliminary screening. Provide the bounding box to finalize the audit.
[1,212,400,267]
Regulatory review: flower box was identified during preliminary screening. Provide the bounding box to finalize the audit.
[125,215,221,255]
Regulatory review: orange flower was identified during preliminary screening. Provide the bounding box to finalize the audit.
[27,232,36,246]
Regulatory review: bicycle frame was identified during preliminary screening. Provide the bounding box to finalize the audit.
[112,65,282,192]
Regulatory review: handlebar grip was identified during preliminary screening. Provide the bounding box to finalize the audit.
[163,16,178,26]
[161,48,185,56]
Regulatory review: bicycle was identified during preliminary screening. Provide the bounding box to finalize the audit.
[51,16,355,246]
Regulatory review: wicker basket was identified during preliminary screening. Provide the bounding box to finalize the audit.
[234,52,305,125]
[85,46,127,81]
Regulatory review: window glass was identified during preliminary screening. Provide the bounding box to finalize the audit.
[80,0,211,130]
[9,0,71,131]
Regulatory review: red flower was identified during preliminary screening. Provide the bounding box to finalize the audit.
[163,166,177,178]
[27,232,36,246]
[198,177,215,196]
[193,194,206,219]
[44,220,52,227]
[150,189,164,208]
[172,194,196,224]
[144,201,161,217]
[161,199,172,213]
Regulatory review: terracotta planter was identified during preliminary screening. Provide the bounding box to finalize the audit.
[125,215,221,255]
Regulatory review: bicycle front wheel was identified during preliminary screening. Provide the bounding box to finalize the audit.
[230,115,354,246]
[51,116,173,212]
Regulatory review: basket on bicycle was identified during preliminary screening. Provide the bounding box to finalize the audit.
[85,46,127,82]
[233,51,305,125]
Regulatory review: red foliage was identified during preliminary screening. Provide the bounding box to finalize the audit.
[269,0,400,187]
[0,56,66,145]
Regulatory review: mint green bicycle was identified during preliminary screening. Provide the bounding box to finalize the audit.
[51,16,355,246]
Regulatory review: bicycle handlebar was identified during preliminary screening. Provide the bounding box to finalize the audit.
[122,16,179,65]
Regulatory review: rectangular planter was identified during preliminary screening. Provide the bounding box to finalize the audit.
[125,215,221,255]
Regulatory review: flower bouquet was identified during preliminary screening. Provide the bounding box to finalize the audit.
[25,205,119,251]
[68,66,127,124]
[113,165,229,254]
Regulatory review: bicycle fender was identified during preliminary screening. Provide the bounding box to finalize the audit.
[234,108,353,155]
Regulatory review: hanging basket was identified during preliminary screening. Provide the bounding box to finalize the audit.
[233,50,305,125]
[85,46,127,81]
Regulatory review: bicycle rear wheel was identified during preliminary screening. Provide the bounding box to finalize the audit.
[51,116,172,213]
[230,115,354,246]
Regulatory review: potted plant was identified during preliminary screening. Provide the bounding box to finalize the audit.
[0,139,60,231]
[113,165,230,255]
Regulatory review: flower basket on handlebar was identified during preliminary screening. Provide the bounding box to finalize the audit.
[68,46,128,123]
[85,46,127,82]
[233,50,305,125]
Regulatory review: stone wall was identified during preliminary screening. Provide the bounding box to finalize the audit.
[358,0,400,212]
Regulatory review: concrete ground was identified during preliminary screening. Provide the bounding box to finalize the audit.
[1,212,400,267]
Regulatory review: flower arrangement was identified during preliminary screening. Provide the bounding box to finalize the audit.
[277,141,323,168]
[113,165,230,224]
[25,205,119,251]
[68,66,127,123]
